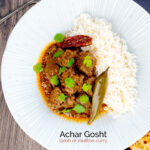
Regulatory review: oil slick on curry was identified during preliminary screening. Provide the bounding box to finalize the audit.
[34,33,109,125]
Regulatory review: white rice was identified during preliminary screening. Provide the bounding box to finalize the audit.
[66,14,137,117]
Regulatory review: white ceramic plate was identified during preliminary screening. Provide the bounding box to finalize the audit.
[1,0,150,150]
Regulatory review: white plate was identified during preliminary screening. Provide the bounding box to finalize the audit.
[1,0,150,150]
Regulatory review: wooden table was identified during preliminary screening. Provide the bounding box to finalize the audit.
[0,0,46,149]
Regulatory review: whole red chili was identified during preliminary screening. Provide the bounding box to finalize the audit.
[56,35,92,48]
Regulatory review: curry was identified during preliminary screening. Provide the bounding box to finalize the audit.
[34,34,108,124]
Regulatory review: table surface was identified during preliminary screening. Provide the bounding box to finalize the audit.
[0,0,149,150]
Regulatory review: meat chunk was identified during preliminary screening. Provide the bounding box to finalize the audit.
[48,44,57,56]
[40,72,52,99]
[60,68,84,96]
[76,51,96,77]
[43,46,64,68]
[53,47,64,58]
[76,94,92,117]
[49,87,76,111]
[49,87,64,110]
[62,96,76,108]
[41,44,57,67]
[55,49,79,67]
[67,96,76,107]
[83,76,96,97]
[44,58,59,80]
[44,58,59,87]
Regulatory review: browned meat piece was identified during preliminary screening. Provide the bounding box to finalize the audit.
[49,87,64,110]
[40,72,52,99]
[67,96,76,107]
[44,58,59,80]
[76,94,92,117]
[76,51,96,77]
[48,44,57,56]
[56,35,92,48]
[49,87,76,111]
[60,68,84,96]
[55,49,79,67]
[53,47,64,58]
[41,44,57,67]
[84,76,96,97]
[62,96,76,108]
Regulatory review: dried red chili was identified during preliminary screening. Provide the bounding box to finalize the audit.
[56,35,92,48]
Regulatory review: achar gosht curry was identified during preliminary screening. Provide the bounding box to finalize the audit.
[34,34,108,124]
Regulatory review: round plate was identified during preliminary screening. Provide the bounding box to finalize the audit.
[1,0,150,149]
